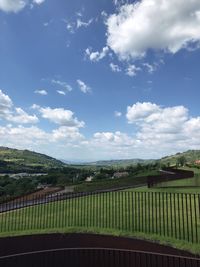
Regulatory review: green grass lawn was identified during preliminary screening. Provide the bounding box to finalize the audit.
[0,190,199,254]
[153,175,200,189]
[131,185,200,193]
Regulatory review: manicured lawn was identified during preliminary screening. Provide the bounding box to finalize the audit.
[0,190,199,254]
[130,185,200,193]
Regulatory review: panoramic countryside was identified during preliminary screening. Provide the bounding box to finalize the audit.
[0,0,200,266]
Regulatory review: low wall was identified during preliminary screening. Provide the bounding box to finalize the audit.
[0,234,199,267]
[147,168,194,188]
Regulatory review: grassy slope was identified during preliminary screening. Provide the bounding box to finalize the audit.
[161,150,200,165]
[0,191,199,254]
[128,186,200,194]
[0,147,64,170]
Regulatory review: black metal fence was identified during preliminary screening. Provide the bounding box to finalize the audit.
[0,191,199,244]
[0,248,200,267]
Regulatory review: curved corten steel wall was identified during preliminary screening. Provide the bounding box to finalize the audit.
[0,234,199,267]
[0,234,200,267]
[147,168,194,188]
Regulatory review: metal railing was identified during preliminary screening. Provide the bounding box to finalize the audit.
[0,191,199,244]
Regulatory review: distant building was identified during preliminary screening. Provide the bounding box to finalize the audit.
[113,172,129,179]
[195,160,200,165]
[85,176,93,182]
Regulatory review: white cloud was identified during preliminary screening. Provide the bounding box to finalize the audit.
[66,22,75,33]
[77,18,93,29]
[32,0,45,4]
[85,46,109,62]
[8,108,39,124]
[106,0,200,60]
[113,0,127,7]
[143,63,156,74]
[57,90,66,96]
[52,126,84,142]
[0,0,45,13]
[114,111,122,117]
[38,106,85,128]
[0,90,38,124]
[0,89,13,117]
[88,102,200,159]
[101,11,108,19]
[0,124,86,160]
[0,125,48,147]
[126,64,141,76]
[77,79,91,93]
[64,16,93,34]
[126,102,191,152]
[51,79,72,92]
[93,131,134,147]
[2,96,200,160]
[34,89,48,95]
[110,63,121,72]
[126,102,160,122]
[0,0,27,13]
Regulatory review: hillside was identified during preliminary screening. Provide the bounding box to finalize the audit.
[85,158,155,167]
[0,147,65,173]
[160,150,200,165]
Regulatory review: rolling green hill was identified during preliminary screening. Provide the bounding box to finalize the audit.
[0,147,65,173]
[160,150,200,166]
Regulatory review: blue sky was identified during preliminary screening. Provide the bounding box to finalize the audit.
[0,0,200,161]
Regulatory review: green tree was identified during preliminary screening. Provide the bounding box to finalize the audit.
[177,156,186,167]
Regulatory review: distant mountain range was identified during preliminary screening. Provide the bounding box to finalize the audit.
[79,150,200,166]
[0,147,200,173]
[83,158,155,167]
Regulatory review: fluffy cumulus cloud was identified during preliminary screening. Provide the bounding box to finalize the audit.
[2,90,200,160]
[77,79,91,93]
[0,89,13,117]
[0,91,86,157]
[106,0,200,60]
[0,125,49,148]
[0,0,45,13]
[52,126,84,142]
[125,102,200,155]
[7,108,39,124]
[0,90,38,124]
[126,102,161,122]
[88,102,200,159]
[33,106,85,128]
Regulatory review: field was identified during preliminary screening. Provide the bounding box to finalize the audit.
[0,190,199,254]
